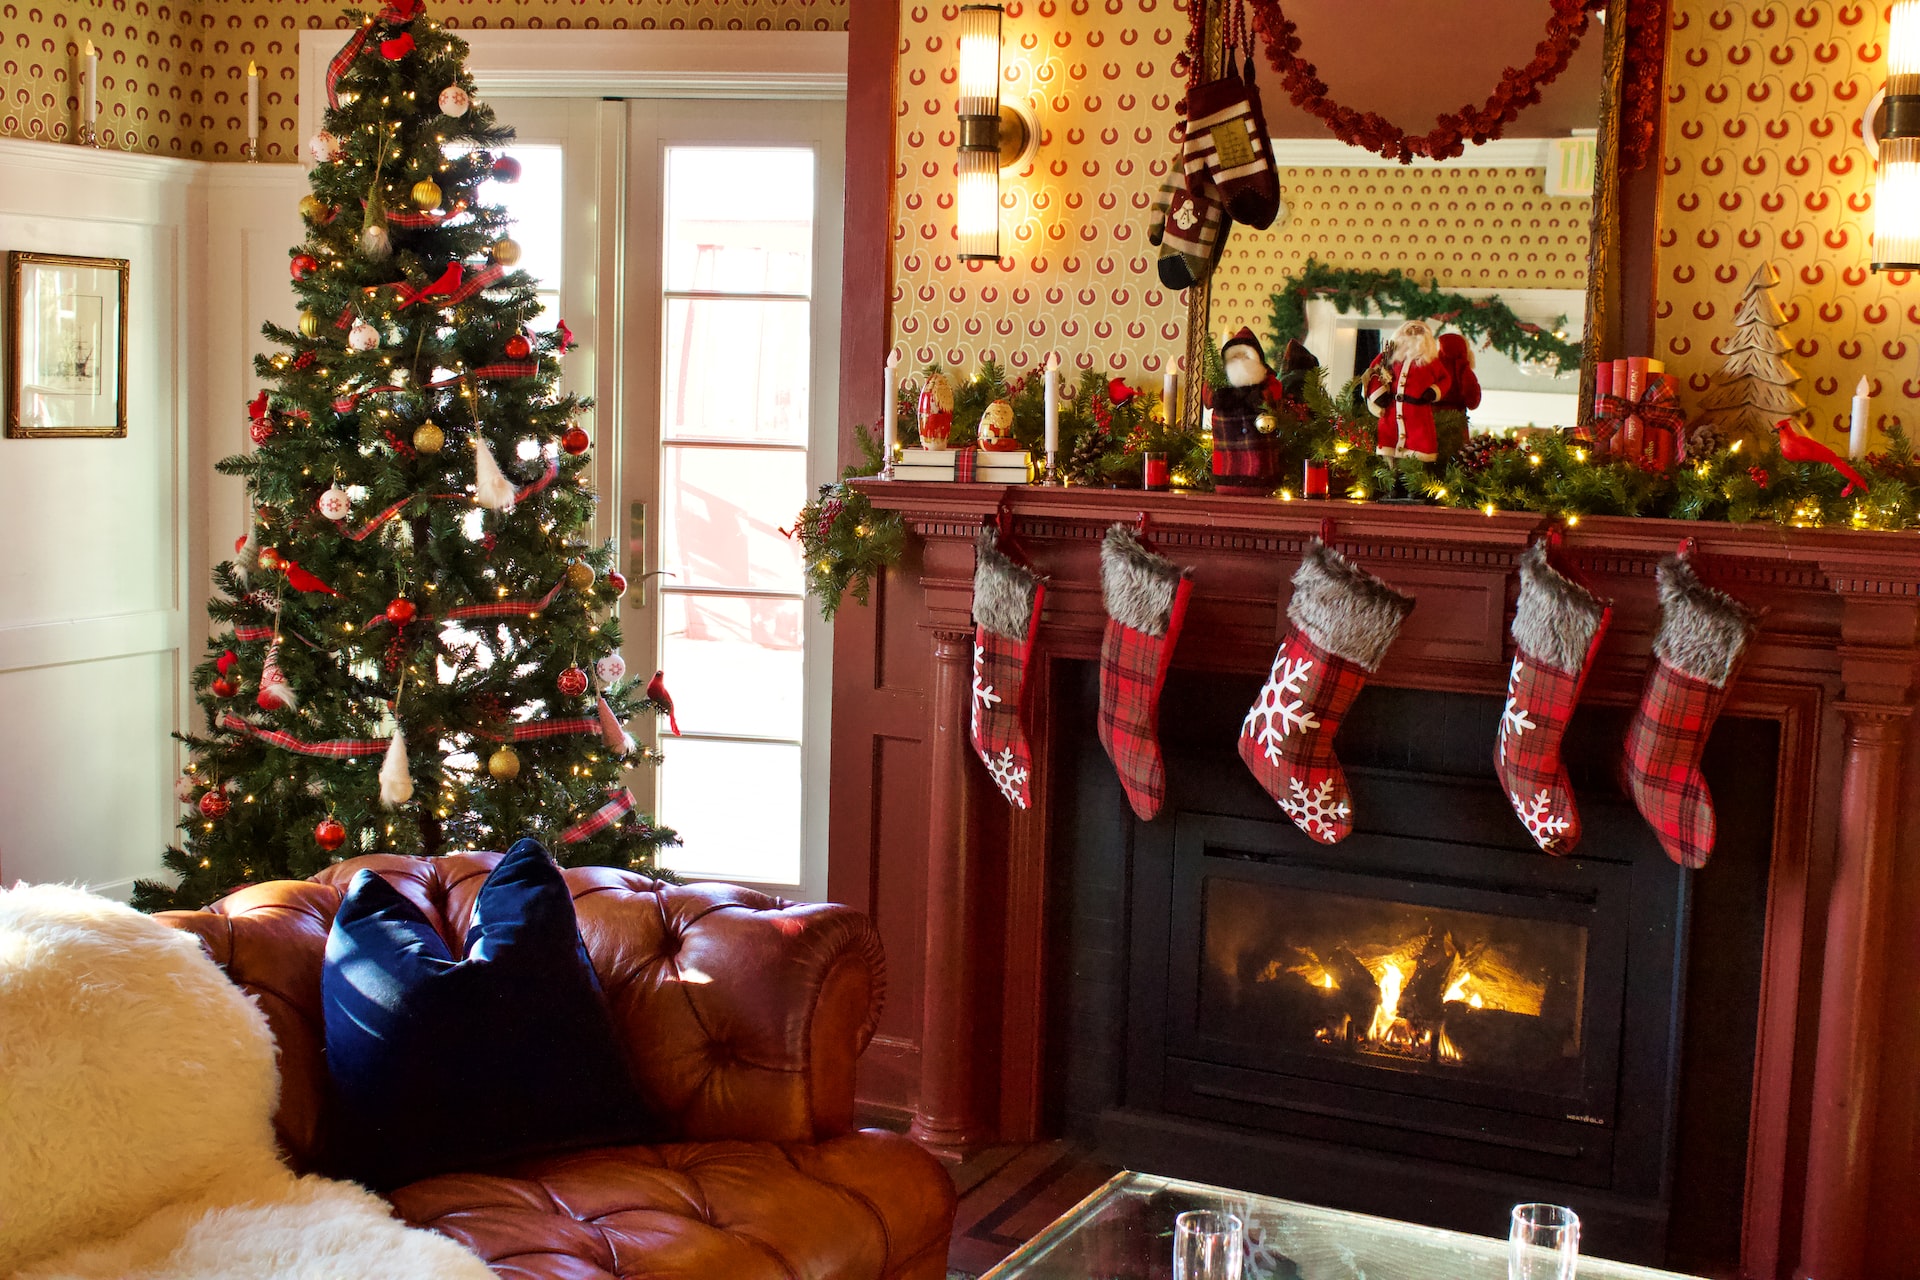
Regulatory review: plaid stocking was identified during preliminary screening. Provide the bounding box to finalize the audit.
[970,529,1046,809]
[1097,524,1193,821]
[1623,553,1755,868]
[1182,62,1281,230]
[1148,157,1181,247]
[1157,176,1228,291]
[1239,542,1413,844]
[1497,542,1612,855]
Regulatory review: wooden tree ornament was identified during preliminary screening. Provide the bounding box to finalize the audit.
[1689,262,1807,453]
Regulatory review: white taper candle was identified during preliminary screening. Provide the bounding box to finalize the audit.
[1044,352,1061,460]
[246,60,260,157]
[83,40,99,133]
[1163,359,1178,426]
[882,349,900,461]
[1849,375,1871,459]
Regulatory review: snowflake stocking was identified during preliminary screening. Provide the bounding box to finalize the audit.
[970,528,1046,809]
[1097,524,1193,822]
[1239,541,1413,844]
[1497,542,1612,854]
[1623,552,1755,868]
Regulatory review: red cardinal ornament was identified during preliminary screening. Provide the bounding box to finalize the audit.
[281,559,338,595]
[315,816,348,851]
[216,649,238,675]
[646,670,681,736]
[1773,419,1870,496]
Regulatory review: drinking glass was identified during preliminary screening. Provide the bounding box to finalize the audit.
[1509,1203,1579,1280]
[1173,1209,1243,1280]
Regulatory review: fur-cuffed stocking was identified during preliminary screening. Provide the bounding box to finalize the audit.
[1097,525,1193,822]
[970,529,1046,809]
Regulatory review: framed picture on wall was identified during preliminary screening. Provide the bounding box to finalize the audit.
[5,252,129,438]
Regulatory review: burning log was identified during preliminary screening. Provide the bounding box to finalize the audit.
[1325,946,1381,1041]
[1399,928,1455,1029]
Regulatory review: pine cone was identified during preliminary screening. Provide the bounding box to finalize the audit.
[1684,421,1730,460]
[1455,433,1516,474]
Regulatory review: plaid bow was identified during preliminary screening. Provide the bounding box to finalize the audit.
[325,0,426,109]
[1599,376,1685,439]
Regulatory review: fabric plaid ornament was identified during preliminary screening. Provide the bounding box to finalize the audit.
[1497,542,1611,854]
[1157,175,1228,291]
[1182,61,1281,230]
[1239,542,1413,844]
[1623,553,1756,868]
[1097,525,1193,821]
[970,529,1046,809]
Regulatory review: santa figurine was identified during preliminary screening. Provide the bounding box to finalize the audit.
[1431,331,1481,463]
[1207,327,1284,495]
[1365,320,1451,463]
[918,372,955,450]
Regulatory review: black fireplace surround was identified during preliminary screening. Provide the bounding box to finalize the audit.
[1047,664,1775,1274]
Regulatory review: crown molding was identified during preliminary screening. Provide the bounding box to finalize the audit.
[1269,136,1557,169]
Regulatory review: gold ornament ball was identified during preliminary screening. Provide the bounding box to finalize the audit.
[487,746,521,780]
[298,194,325,221]
[413,421,445,454]
[493,238,523,266]
[411,179,443,210]
[298,310,323,339]
[566,560,596,591]
[1254,411,1278,436]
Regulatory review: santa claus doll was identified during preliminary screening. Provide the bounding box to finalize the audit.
[1432,331,1481,463]
[1365,320,1451,462]
[1207,327,1284,494]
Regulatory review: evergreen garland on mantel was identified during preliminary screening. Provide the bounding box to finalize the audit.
[1265,260,1584,374]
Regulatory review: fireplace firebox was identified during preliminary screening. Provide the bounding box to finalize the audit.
[1049,665,1774,1271]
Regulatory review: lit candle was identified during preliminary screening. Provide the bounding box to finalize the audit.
[1163,359,1178,426]
[1849,375,1871,459]
[83,39,99,137]
[1044,352,1060,461]
[882,349,900,461]
[246,60,260,159]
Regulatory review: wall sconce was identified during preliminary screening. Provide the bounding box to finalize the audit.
[956,4,1036,262]
[1868,0,1920,270]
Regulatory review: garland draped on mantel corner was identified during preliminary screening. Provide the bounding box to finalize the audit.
[1265,262,1584,374]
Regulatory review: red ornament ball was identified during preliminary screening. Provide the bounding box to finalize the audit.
[385,598,418,625]
[290,254,319,281]
[606,569,628,597]
[557,666,590,698]
[199,790,231,819]
[315,816,348,852]
[257,547,283,573]
[562,426,591,455]
[210,676,239,698]
[249,416,275,446]
[492,155,522,183]
[505,334,533,360]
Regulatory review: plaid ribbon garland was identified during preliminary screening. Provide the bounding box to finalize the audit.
[478,714,604,743]
[384,205,465,230]
[218,711,389,758]
[232,623,275,642]
[559,788,637,844]
[365,571,568,631]
[333,360,542,413]
[470,360,539,381]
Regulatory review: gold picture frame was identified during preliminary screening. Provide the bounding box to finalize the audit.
[6,251,130,439]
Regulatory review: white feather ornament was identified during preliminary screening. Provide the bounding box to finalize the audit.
[379,727,414,807]
[473,437,517,512]
[235,507,260,584]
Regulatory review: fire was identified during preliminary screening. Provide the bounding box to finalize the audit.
[1443,971,1485,1009]
[1367,962,1406,1043]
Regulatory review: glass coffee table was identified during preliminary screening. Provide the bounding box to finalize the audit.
[981,1171,1703,1279]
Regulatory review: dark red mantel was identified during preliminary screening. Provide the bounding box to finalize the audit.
[825,482,1920,1280]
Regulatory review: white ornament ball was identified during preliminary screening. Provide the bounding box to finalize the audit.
[347,320,380,353]
[318,484,352,521]
[175,775,198,803]
[308,130,343,164]
[595,652,627,686]
[438,85,471,118]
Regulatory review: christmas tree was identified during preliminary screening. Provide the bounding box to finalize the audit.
[135,0,674,911]
[1689,261,1807,453]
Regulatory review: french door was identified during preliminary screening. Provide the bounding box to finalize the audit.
[480,97,843,899]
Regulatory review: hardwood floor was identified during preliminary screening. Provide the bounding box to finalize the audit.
[944,1140,1120,1278]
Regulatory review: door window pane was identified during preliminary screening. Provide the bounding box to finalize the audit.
[660,447,805,591]
[466,143,564,328]
[662,298,811,443]
[665,148,814,294]
[658,738,802,884]
[662,594,804,739]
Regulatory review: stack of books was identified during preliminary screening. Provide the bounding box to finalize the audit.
[894,447,1033,484]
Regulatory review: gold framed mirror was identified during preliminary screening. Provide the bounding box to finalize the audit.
[1180,0,1628,437]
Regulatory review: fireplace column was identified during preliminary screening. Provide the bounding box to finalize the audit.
[1796,698,1910,1280]
[910,625,987,1153]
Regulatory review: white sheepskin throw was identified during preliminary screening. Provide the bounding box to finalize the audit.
[0,883,492,1280]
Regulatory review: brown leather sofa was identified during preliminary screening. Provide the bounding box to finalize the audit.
[160,853,956,1280]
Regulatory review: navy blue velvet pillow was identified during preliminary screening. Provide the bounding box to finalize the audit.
[321,838,653,1189]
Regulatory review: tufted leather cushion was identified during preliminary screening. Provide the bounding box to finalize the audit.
[160,854,955,1280]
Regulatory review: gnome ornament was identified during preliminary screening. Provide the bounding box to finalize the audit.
[1239,541,1413,843]
[1497,541,1612,854]
[918,373,955,449]
[970,528,1046,809]
[1622,551,1756,867]
[1206,328,1283,495]
[1366,321,1451,463]
[1097,524,1194,821]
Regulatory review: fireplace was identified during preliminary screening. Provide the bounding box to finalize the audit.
[1049,665,1773,1270]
